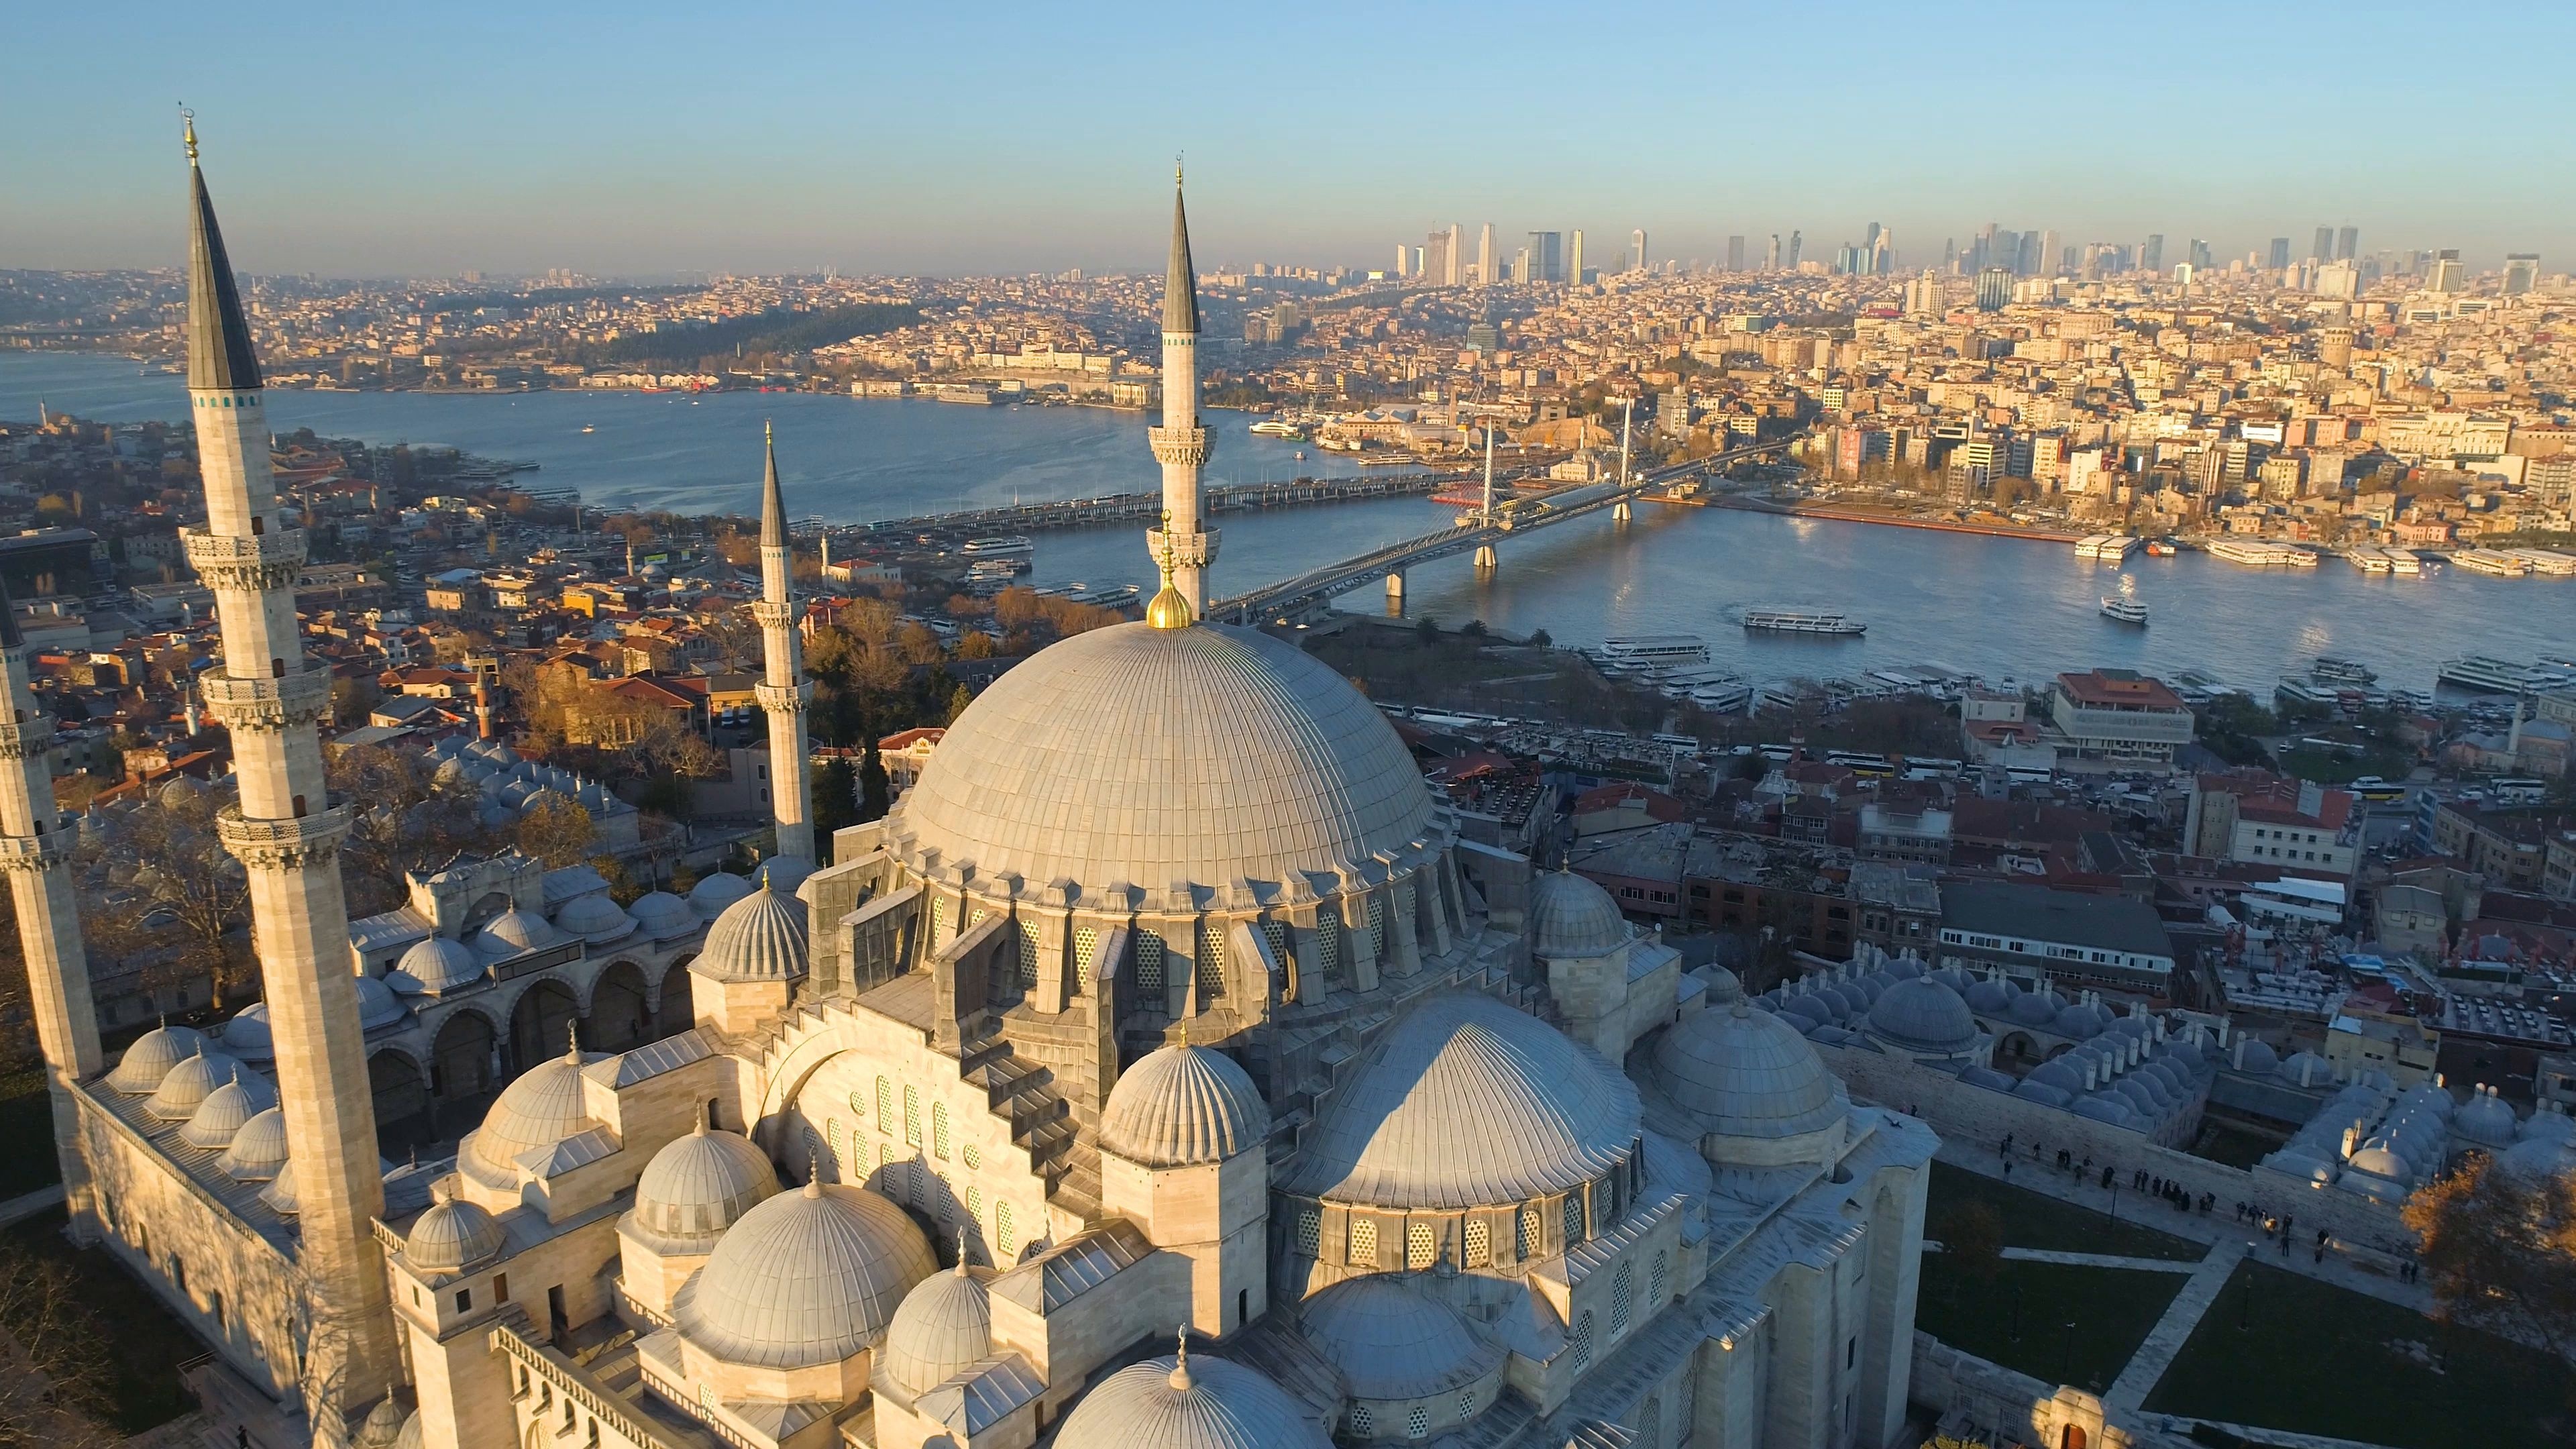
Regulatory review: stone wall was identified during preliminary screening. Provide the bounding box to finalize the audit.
[1909,1333,2188,1449]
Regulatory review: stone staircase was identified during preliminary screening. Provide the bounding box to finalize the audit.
[958,1022,1101,1227]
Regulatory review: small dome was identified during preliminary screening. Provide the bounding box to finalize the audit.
[1965,975,2019,1014]
[355,1397,407,1449]
[874,1260,995,1405]
[2520,1111,2576,1146]
[2455,1089,2518,1147]
[407,1188,507,1273]
[260,1161,300,1216]
[391,1412,422,1449]
[687,871,754,915]
[2008,988,2062,1026]
[631,1125,780,1248]
[2500,1136,2576,1183]
[759,856,815,895]
[1053,1350,1330,1449]
[2278,1051,2334,1087]
[215,1002,276,1061]
[2052,1005,2105,1039]
[673,1180,935,1370]
[219,1106,290,1181]
[2012,1079,2072,1108]
[108,1023,207,1093]
[2073,1095,2137,1128]
[1697,965,1744,1006]
[353,974,409,1032]
[691,883,808,983]
[1866,977,1980,1055]
[463,1045,603,1183]
[1100,1045,1270,1167]
[146,1046,244,1121]
[2235,1039,2280,1074]
[475,908,566,961]
[629,891,700,941]
[1961,1067,2017,1091]
[394,936,486,994]
[1655,1002,1847,1141]
[1299,1274,1501,1401]
[553,892,637,945]
[178,1070,278,1149]
[1527,869,1629,959]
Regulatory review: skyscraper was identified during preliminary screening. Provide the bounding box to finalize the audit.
[2188,238,2213,270]
[1568,229,1585,285]
[1425,227,1453,286]
[1149,172,1214,613]
[1765,233,1781,270]
[1393,243,1411,278]
[2336,225,2358,261]
[2428,249,2464,294]
[1727,235,1746,271]
[1444,223,1462,284]
[1975,267,2010,311]
[2504,253,2540,295]
[1525,231,1562,283]
[2312,225,2334,262]
[1787,230,1802,269]
[2267,237,2291,270]
[2141,234,2164,273]
[1633,228,1648,273]
[1477,222,1495,286]
[2039,229,2059,276]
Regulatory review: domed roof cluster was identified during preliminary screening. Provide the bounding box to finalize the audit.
[1656,1002,1847,1142]
[106,1022,205,1093]
[690,879,808,983]
[1866,976,1981,1056]
[218,976,407,1061]
[1527,869,1629,959]
[1282,992,1638,1210]
[671,1178,935,1370]
[107,1029,296,1182]
[1100,1044,1270,1167]
[873,1259,996,1406]
[2259,1079,2469,1197]
[631,1124,780,1249]
[1992,1021,2213,1134]
[886,621,1442,897]
[1051,1345,1330,1449]
[420,735,633,832]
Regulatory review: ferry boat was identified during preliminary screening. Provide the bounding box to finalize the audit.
[1248,419,1305,439]
[2384,547,2423,575]
[1036,582,1143,607]
[2341,549,2393,573]
[2098,596,2149,625]
[2075,534,2139,561]
[2312,657,2377,685]
[1601,635,1711,667]
[1743,608,1866,637]
[1686,679,1754,714]
[2512,548,2576,577]
[2275,677,2342,710]
[2438,655,2576,694]
[2453,548,2530,577]
[2203,539,2318,568]
[959,535,1034,557]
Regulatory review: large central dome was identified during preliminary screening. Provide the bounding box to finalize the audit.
[892,623,1437,893]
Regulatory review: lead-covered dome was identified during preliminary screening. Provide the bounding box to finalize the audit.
[406,1187,507,1273]
[692,883,808,983]
[1866,976,1980,1055]
[1101,1044,1270,1167]
[219,1106,289,1181]
[891,623,1438,893]
[107,1022,206,1093]
[1528,868,1629,958]
[1655,1002,1847,1140]
[631,1124,780,1248]
[1282,992,1638,1210]
[393,935,486,994]
[1053,1350,1330,1449]
[873,1260,995,1406]
[462,1045,604,1183]
[672,1179,934,1370]
[1299,1273,1501,1401]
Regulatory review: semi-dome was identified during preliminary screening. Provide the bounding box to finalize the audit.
[692,884,808,983]
[873,1260,995,1405]
[406,1187,507,1273]
[394,936,486,994]
[1298,1273,1502,1401]
[178,1069,278,1149]
[890,621,1438,894]
[1052,1349,1330,1449]
[629,891,699,941]
[146,1046,244,1120]
[107,1022,207,1093]
[1654,1001,1847,1140]
[475,908,566,961]
[553,892,636,945]
[1527,869,1628,958]
[352,974,409,1032]
[631,1124,780,1248]
[218,1106,290,1181]
[463,1044,605,1183]
[672,1179,934,1370]
[1282,993,1637,1210]
[1866,977,1980,1054]
[687,871,753,916]
[1100,1044,1270,1167]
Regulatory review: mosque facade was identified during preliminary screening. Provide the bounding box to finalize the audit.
[10,133,1939,1449]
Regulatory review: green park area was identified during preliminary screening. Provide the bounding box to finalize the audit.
[1916,1254,2185,1394]
[0,1068,62,1198]
[2145,1261,2576,1449]
[1930,1161,2204,1260]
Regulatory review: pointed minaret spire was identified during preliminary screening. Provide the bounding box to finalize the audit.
[1163,161,1200,335]
[751,425,816,869]
[1146,164,1216,616]
[180,109,260,393]
[759,419,788,549]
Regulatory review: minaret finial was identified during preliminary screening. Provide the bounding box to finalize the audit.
[1168,1324,1193,1391]
[180,105,199,165]
[1144,510,1193,629]
[1175,154,1184,189]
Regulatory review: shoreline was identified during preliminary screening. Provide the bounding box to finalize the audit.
[1691,492,2092,544]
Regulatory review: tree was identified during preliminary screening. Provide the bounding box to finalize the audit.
[1935,1201,2005,1283]
[328,745,500,915]
[857,742,892,824]
[0,1234,124,1448]
[1527,627,1552,647]
[330,675,382,729]
[1415,615,1440,643]
[1460,619,1488,639]
[86,781,254,1010]
[515,795,597,869]
[944,684,975,725]
[2404,1155,2576,1361]
[814,757,858,839]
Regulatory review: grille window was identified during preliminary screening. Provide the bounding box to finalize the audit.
[1405,1220,1435,1270]
[1368,894,1387,957]
[1195,919,1226,998]
[995,1199,1016,1255]
[826,1118,842,1165]
[1651,1250,1670,1305]
[1407,1405,1429,1439]
[1610,1259,1635,1336]
[1638,1397,1660,1449]
[1259,918,1289,969]
[847,1089,866,1122]
[1136,932,1165,993]
[1518,1203,1540,1258]
[967,1185,983,1220]
[932,1102,951,1160]
[963,1144,981,1170]
[1350,1407,1373,1436]
[1464,1219,1491,1267]
[1297,1210,1321,1255]
[1571,1310,1595,1369]
[1457,1389,1477,1422]
[1349,1218,1378,1267]
[1318,915,1342,976]
[1073,927,1099,989]
[875,1077,894,1134]
[1567,1189,1587,1243]
[1016,931,1039,988]
[904,1085,922,1146]
[930,897,947,942]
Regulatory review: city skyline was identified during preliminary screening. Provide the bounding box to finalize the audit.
[4,1,2571,276]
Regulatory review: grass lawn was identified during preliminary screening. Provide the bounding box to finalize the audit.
[2,1208,199,1432]
[1916,1255,2186,1395]
[2143,1261,2576,1448]
[0,1067,63,1198]
[2277,744,2412,786]
[1930,1161,2204,1261]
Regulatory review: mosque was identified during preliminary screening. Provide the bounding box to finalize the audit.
[2,128,1939,1449]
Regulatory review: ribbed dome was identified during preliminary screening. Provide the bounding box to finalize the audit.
[394,935,486,994]
[692,884,808,983]
[462,1046,604,1183]
[1299,1274,1501,1401]
[631,1125,780,1247]
[1528,869,1628,958]
[260,1161,299,1216]
[1866,977,1980,1054]
[891,622,1438,893]
[673,1179,934,1369]
[1654,1002,1847,1140]
[687,871,753,915]
[2455,1088,2518,1146]
[629,890,700,941]
[407,1189,507,1273]
[146,1046,244,1121]
[1282,993,1638,1210]
[1101,1045,1270,1167]
[355,1397,407,1449]
[475,908,566,960]
[1053,1351,1330,1449]
[179,1069,277,1149]
[107,1023,206,1093]
[553,892,637,945]
[873,1260,994,1405]
[219,1106,289,1181]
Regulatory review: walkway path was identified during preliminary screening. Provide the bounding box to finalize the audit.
[2002,1246,2200,1272]
[2105,1239,2247,1409]
[0,1184,64,1228]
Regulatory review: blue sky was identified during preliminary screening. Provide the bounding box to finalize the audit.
[5,1,2568,278]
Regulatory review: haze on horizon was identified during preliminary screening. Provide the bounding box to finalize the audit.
[4,0,2569,280]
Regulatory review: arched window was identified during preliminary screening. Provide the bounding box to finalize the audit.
[1349,1219,1379,1268]
[875,1076,894,1134]
[1136,932,1166,993]
[1651,1250,1670,1305]
[1464,1219,1491,1268]
[1566,1189,1587,1243]
[1073,927,1099,989]
[1016,931,1039,989]
[1317,915,1342,977]
[1517,1203,1540,1259]
[1571,1309,1595,1370]
[967,1185,983,1222]
[1195,919,1226,999]
[1405,1220,1435,1270]
[1610,1259,1635,1336]
[996,1199,1016,1254]
[903,1085,922,1146]
[1367,894,1388,957]
[931,1102,951,1160]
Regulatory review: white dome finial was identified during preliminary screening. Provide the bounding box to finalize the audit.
[1169,1324,1193,1391]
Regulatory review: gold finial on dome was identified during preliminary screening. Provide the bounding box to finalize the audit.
[180,105,197,164]
[1145,510,1194,630]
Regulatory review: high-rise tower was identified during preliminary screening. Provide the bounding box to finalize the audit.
[753,423,815,865]
[174,113,399,1416]
[1147,168,1215,614]
[0,578,101,1239]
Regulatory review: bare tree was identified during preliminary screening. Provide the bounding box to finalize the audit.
[0,1236,123,1449]
[328,745,500,915]
[514,796,597,870]
[85,783,253,1010]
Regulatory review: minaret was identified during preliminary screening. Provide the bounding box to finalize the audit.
[0,576,103,1240]
[174,114,398,1414]
[753,423,815,865]
[1146,165,1216,616]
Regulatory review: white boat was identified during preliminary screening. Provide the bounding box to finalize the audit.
[2341,549,2392,573]
[2312,657,2376,685]
[2384,548,2423,575]
[2203,539,2316,567]
[1601,635,1711,666]
[2512,548,2576,577]
[1743,608,1866,636]
[959,535,1034,556]
[2098,596,2149,625]
[1248,419,1304,439]
[2076,535,2139,560]
[1687,680,1753,713]
[2453,548,2530,577]
[2438,655,2576,694]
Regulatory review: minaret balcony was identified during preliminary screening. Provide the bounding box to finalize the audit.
[1146,527,1220,570]
[754,681,814,712]
[216,801,353,871]
[1148,425,1210,467]
[0,720,57,761]
[180,527,309,592]
[0,833,73,873]
[199,669,333,733]
[749,600,799,630]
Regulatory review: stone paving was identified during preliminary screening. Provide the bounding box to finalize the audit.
[2104,1238,2248,1409]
